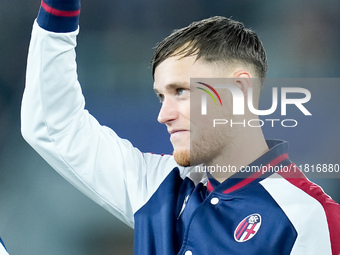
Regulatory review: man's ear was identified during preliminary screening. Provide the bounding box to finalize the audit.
[233,71,253,98]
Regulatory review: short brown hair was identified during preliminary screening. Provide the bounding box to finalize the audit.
[151,16,268,79]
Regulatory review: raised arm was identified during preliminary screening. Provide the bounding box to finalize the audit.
[21,0,178,227]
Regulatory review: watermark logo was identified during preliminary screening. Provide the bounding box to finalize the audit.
[196,82,222,115]
[199,84,312,116]
[194,79,312,128]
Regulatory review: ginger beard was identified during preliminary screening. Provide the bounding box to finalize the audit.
[172,129,228,167]
[172,131,191,167]
[173,149,190,167]
[172,121,228,167]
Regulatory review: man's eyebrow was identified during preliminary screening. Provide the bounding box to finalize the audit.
[153,82,190,94]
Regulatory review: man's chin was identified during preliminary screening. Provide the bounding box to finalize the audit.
[173,149,190,167]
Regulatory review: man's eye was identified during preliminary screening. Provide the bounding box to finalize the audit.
[176,88,187,96]
[157,94,164,103]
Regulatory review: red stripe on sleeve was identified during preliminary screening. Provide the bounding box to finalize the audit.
[41,1,80,17]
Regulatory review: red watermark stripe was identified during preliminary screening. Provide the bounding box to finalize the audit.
[41,1,80,17]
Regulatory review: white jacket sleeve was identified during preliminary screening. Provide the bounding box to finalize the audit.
[21,21,178,228]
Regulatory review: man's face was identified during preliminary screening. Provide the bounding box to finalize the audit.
[153,55,236,167]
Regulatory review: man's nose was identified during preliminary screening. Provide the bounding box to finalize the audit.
[157,97,178,124]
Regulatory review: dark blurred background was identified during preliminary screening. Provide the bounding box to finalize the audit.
[0,0,339,254]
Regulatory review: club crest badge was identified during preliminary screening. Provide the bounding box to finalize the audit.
[234,213,262,242]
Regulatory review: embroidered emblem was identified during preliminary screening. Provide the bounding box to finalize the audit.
[234,213,262,242]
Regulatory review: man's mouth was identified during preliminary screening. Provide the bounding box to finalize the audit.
[169,129,189,135]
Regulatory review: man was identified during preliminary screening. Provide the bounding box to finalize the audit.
[22,0,340,254]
